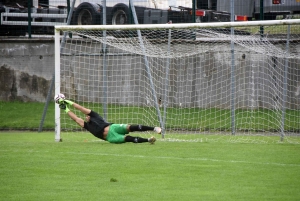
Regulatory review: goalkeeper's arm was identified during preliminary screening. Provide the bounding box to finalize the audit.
[67,110,85,128]
[62,99,91,115]
[60,104,84,127]
[72,102,91,115]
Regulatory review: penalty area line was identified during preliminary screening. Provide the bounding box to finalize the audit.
[66,151,300,167]
[0,149,299,167]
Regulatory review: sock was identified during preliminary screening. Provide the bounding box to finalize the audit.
[125,135,148,143]
[129,125,154,132]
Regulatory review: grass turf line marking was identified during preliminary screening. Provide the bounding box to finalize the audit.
[72,152,300,167]
[1,149,299,167]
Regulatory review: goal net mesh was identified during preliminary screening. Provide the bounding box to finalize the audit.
[56,21,300,143]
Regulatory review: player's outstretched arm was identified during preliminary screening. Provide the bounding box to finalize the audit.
[59,104,85,127]
[67,110,85,128]
[60,98,91,115]
[55,93,91,116]
[71,102,91,115]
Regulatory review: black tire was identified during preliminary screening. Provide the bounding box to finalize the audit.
[0,6,26,36]
[254,13,277,20]
[111,4,129,25]
[264,13,277,20]
[73,2,101,25]
[0,25,26,36]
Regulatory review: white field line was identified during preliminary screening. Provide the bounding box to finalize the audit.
[1,149,299,167]
[69,152,300,167]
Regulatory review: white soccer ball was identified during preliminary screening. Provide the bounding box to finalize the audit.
[54,93,65,104]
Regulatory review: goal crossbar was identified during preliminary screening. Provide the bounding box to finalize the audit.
[55,19,300,32]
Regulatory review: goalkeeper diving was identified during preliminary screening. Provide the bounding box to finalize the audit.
[55,94,161,144]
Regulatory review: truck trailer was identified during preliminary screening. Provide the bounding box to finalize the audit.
[1,0,299,36]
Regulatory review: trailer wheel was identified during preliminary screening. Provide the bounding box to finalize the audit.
[74,2,101,25]
[263,13,277,20]
[254,13,277,20]
[0,25,26,36]
[111,4,129,25]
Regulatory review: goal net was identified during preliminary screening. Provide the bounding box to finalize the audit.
[55,20,300,143]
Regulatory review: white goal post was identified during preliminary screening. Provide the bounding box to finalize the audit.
[55,19,300,143]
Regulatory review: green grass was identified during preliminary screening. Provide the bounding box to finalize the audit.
[0,101,55,129]
[232,18,300,35]
[0,101,299,132]
[0,132,299,201]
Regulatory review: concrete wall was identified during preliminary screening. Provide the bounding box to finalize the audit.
[1,38,300,109]
[0,39,54,102]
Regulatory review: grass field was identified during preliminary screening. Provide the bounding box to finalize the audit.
[1,101,300,132]
[1,100,299,144]
[0,132,300,201]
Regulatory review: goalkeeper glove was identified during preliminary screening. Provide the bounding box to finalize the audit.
[59,104,70,113]
[63,99,74,106]
[57,99,74,106]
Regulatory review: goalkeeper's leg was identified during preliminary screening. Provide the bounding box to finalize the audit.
[125,135,156,144]
[129,125,161,134]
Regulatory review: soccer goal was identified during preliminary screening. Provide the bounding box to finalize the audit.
[55,19,300,143]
